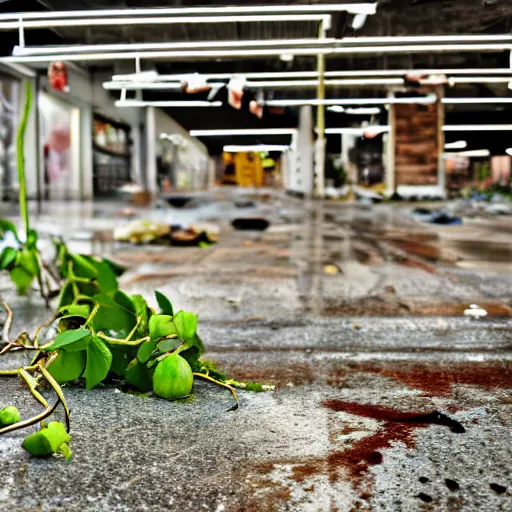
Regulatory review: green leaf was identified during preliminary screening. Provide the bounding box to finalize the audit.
[155,290,174,316]
[58,282,75,309]
[125,359,153,392]
[0,219,19,242]
[83,336,112,389]
[25,229,38,249]
[70,254,98,279]
[178,333,206,364]
[132,294,150,335]
[18,248,40,276]
[44,327,91,352]
[57,304,90,333]
[173,311,198,341]
[149,314,177,340]
[0,247,17,269]
[90,291,137,333]
[47,351,86,383]
[59,304,91,319]
[108,344,136,377]
[157,337,181,354]
[90,257,118,293]
[101,257,126,277]
[137,339,157,363]
[10,266,34,295]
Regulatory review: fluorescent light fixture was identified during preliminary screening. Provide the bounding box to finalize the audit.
[345,107,381,115]
[328,106,381,115]
[0,4,377,21]
[0,14,330,30]
[506,148,512,156]
[113,68,512,82]
[264,95,437,107]
[14,38,333,56]
[445,149,490,157]
[443,124,512,131]
[445,140,467,150]
[105,81,225,90]
[190,128,297,136]
[4,44,511,64]
[246,78,404,87]
[324,126,390,135]
[449,76,512,84]
[223,144,289,152]
[443,97,512,104]
[115,100,222,107]
[340,34,512,44]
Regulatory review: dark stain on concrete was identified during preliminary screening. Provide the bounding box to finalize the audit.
[350,362,512,396]
[322,401,465,482]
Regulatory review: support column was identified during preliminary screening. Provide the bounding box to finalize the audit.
[436,86,446,197]
[386,93,396,196]
[145,106,158,196]
[314,21,326,198]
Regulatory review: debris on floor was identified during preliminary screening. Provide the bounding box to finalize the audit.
[232,217,270,231]
[463,303,488,319]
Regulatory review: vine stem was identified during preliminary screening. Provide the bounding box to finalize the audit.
[17,80,32,236]
[96,332,150,346]
[18,369,49,408]
[193,372,239,411]
[0,297,13,346]
[33,313,59,349]
[0,398,60,435]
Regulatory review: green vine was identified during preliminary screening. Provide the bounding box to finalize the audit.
[0,82,273,461]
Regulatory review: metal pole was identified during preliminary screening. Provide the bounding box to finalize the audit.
[314,20,326,197]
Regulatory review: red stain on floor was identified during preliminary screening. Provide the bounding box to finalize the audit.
[322,400,465,483]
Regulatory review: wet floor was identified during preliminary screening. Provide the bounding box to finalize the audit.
[0,189,511,511]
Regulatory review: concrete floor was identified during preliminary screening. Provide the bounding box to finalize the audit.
[0,189,511,511]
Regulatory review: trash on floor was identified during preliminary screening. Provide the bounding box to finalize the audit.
[114,220,170,244]
[413,208,462,225]
[463,304,488,319]
[231,217,270,231]
[115,219,218,246]
[324,264,340,274]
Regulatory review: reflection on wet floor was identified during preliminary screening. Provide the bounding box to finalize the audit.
[1,189,512,323]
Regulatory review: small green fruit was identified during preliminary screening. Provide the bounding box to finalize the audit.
[153,353,193,399]
[0,405,21,426]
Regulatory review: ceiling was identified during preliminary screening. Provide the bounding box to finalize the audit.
[1,0,512,154]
